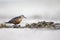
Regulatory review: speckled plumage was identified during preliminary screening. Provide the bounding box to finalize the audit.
[6,15,26,25]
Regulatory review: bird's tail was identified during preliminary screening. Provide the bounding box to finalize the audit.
[5,22,9,23]
[5,22,12,24]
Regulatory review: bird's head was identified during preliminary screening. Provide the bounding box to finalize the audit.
[19,15,26,18]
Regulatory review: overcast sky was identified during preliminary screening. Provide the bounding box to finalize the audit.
[0,0,60,20]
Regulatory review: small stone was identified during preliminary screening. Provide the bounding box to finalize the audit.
[25,24,31,28]
[37,22,42,28]
[31,23,38,28]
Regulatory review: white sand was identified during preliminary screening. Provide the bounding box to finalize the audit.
[0,28,60,40]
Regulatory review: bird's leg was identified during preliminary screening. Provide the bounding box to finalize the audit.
[13,24,21,28]
[13,24,18,28]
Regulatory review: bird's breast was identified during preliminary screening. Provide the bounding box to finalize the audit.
[13,18,22,24]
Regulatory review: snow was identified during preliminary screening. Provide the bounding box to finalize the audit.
[0,28,60,40]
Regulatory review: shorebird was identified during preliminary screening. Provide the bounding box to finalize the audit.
[6,15,26,28]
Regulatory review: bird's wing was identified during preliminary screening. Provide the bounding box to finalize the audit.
[8,17,19,23]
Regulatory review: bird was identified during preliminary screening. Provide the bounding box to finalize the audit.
[5,15,26,28]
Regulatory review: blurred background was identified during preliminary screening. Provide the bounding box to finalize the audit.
[0,0,60,25]
[0,1,60,40]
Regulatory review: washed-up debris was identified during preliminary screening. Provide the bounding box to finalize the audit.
[0,23,8,28]
[25,21,60,29]
[0,21,60,29]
